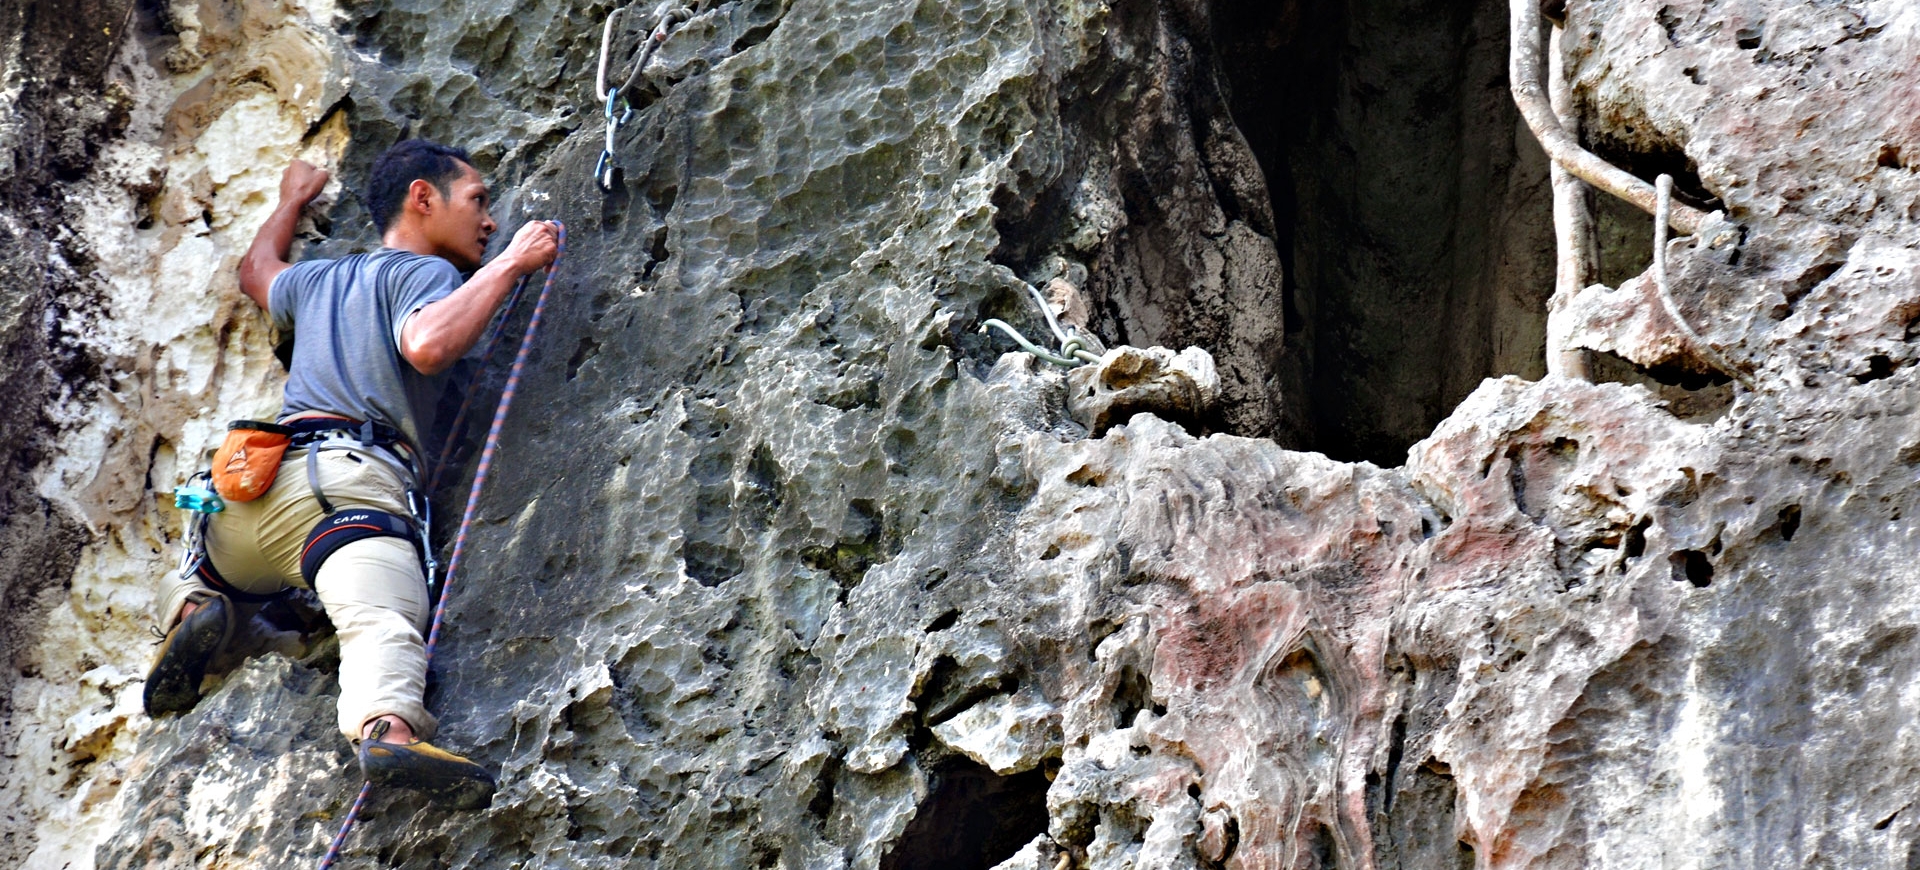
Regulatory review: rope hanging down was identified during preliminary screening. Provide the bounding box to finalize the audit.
[1649,176,1751,388]
[425,273,533,492]
[980,281,1103,368]
[595,3,698,190]
[318,223,568,870]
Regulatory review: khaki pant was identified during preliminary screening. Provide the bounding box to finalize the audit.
[158,445,439,741]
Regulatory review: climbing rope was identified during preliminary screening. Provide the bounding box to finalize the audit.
[979,281,1103,368]
[318,223,567,869]
[425,273,533,493]
[595,2,698,190]
[1649,176,1750,388]
[426,222,565,660]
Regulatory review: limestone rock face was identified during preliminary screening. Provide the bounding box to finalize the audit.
[1066,345,1219,435]
[5,0,1920,869]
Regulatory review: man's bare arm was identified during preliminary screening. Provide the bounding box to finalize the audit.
[398,220,559,376]
[238,160,331,309]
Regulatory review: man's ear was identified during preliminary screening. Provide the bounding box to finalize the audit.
[406,178,439,216]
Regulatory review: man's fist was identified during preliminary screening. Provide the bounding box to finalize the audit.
[503,220,560,275]
[280,159,330,206]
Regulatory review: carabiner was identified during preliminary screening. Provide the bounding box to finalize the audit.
[595,150,618,192]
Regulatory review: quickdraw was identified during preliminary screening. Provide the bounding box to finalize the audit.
[595,87,635,192]
[594,3,699,191]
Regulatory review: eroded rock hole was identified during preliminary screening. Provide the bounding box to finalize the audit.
[877,759,1050,870]
[1374,757,1473,870]
[1590,351,1734,422]
[1112,662,1156,728]
[1777,504,1801,542]
[1623,515,1651,559]
[1670,549,1714,587]
[1206,0,1557,463]
[1854,354,1897,384]
[1310,822,1340,869]
[920,656,1016,725]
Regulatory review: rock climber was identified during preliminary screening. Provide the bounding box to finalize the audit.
[143,139,559,810]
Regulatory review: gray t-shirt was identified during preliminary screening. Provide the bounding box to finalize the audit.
[268,249,461,449]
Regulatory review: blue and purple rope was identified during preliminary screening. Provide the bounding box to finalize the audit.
[319,222,566,869]
[425,273,532,494]
[428,222,565,660]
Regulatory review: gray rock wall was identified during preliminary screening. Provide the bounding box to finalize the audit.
[5,0,1920,869]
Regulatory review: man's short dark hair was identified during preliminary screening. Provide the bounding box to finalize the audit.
[367,139,474,235]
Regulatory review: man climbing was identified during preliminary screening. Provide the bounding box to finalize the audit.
[144,140,559,810]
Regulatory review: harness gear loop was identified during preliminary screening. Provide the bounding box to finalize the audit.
[317,222,566,869]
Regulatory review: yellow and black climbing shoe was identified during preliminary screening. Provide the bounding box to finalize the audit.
[357,721,496,811]
[142,596,234,718]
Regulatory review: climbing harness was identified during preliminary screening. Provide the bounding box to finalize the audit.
[594,3,698,190]
[169,417,437,610]
[317,222,566,870]
[979,281,1104,368]
[1650,175,1752,388]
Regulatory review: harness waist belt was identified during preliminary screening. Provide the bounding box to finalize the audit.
[284,416,419,515]
[282,416,413,452]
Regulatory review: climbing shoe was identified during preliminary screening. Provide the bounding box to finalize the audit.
[357,720,496,810]
[142,595,234,718]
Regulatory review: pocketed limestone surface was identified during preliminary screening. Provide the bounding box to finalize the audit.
[4,1,1920,869]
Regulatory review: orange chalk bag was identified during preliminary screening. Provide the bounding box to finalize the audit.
[209,420,295,502]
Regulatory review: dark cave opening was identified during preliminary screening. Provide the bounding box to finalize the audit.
[1209,0,1558,465]
[877,758,1051,870]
